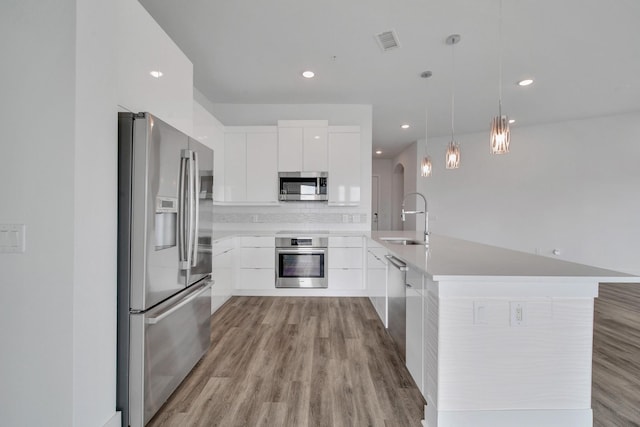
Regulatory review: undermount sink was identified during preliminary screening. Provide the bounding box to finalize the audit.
[380,237,426,246]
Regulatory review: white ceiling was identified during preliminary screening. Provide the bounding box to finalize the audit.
[140,0,640,158]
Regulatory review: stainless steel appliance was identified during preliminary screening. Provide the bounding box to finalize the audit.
[275,237,328,288]
[117,112,214,427]
[278,171,328,201]
[385,254,408,360]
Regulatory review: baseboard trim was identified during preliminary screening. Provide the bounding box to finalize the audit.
[103,411,122,427]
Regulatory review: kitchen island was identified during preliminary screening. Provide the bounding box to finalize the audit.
[369,231,637,427]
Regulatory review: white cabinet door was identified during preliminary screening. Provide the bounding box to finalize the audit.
[212,248,233,314]
[278,127,303,171]
[239,247,274,269]
[406,268,424,393]
[224,133,247,202]
[246,132,278,202]
[328,131,361,205]
[236,269,275,290]
[238,236,275,248]
[328,269,363,290]
[329,247,363,269]
[328,236,363,248]
[367,249,387,326]
[303,127,328,171]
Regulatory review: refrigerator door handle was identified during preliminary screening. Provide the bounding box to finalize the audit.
[191,151,200,267]
[145,279,213,325]
[178,150,192,269]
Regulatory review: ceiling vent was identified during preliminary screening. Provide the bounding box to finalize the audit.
[375,30,401,52]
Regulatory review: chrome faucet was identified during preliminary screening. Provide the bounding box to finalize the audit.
[401,192,429,246]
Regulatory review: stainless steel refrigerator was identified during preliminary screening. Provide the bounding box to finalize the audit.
[117,112,214,427]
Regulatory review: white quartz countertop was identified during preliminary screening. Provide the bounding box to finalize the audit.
[370,230,637,281]
[212,229,636,281]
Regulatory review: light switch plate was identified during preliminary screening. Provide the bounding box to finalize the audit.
[0,224,26,253]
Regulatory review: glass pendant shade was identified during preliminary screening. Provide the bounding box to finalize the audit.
[445,141,460,169]
[490,114,510,154]
[421,156,432,177]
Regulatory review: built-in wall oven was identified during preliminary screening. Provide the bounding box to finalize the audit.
[275,237,328,288]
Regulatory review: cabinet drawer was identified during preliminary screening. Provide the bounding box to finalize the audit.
[212,238,234,256]
[367,251,386,269]
[328,268,363,290]
[213,249,233,268]
[329,247,363,269]
[236,268,275,290]
[329,236,362,248]
[238,235,275,248]
[239,247,274,268]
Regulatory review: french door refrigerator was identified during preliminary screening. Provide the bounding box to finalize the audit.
[117,112,214,427]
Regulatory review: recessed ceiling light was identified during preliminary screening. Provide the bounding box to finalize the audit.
[375,150,382,155]
[508,119,515,124]
[302,70,315,79]
[150,70,163,78]
[517,79,533,86]
[401,124,410,129]
[314,135,320,140]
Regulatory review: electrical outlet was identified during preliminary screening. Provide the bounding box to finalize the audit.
[0,224,26,253]
[352,214,361,223]
[510,301,526,327]
[473,301,488,325]
[251,214,259,223]
[342,214,350,223]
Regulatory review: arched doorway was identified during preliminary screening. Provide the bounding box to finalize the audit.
[391,163,404,230]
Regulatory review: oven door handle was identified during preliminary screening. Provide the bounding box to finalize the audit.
[276,248,326,255]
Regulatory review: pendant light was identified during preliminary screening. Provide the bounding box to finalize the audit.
[490,0,510,154]
[445,34,461,169]
[421,70,433,177]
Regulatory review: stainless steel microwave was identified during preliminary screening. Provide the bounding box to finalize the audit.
[278,172,328,201]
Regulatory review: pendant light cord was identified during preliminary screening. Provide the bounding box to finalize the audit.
[498,0,503,117]
[451,41,456,141]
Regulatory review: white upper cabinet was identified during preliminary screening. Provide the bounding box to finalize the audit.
[224,127,278,204]
[328,127,361,206]
[246,132,278,202]
[193,101,225,202]
[302,127,328,171]
[223,132,247,202]
[277,120,328,172]
[277,127,303,171]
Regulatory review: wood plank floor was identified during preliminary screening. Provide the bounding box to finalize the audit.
[148,297,426,427]
[593,283,640,427]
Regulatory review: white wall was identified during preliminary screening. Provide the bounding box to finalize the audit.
[392,142,419,232]
[200,103,373,231]
[1,1,195,426]
[1,1,77,426]
[372,158,393,230]
[417,112,640,275]
[116,0,193,135]
[74,1,118,426]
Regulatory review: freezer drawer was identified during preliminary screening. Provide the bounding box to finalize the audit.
[129,280,212,427]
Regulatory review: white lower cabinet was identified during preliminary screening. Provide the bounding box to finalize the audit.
[211,239,234,314]
[328,236,364,290]
[235,235,275,291]
[236,268,275,290]
[366,241,388,326]
[406,267,424,393]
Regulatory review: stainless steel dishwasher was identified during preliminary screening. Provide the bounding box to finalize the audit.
[385,254,408,360]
